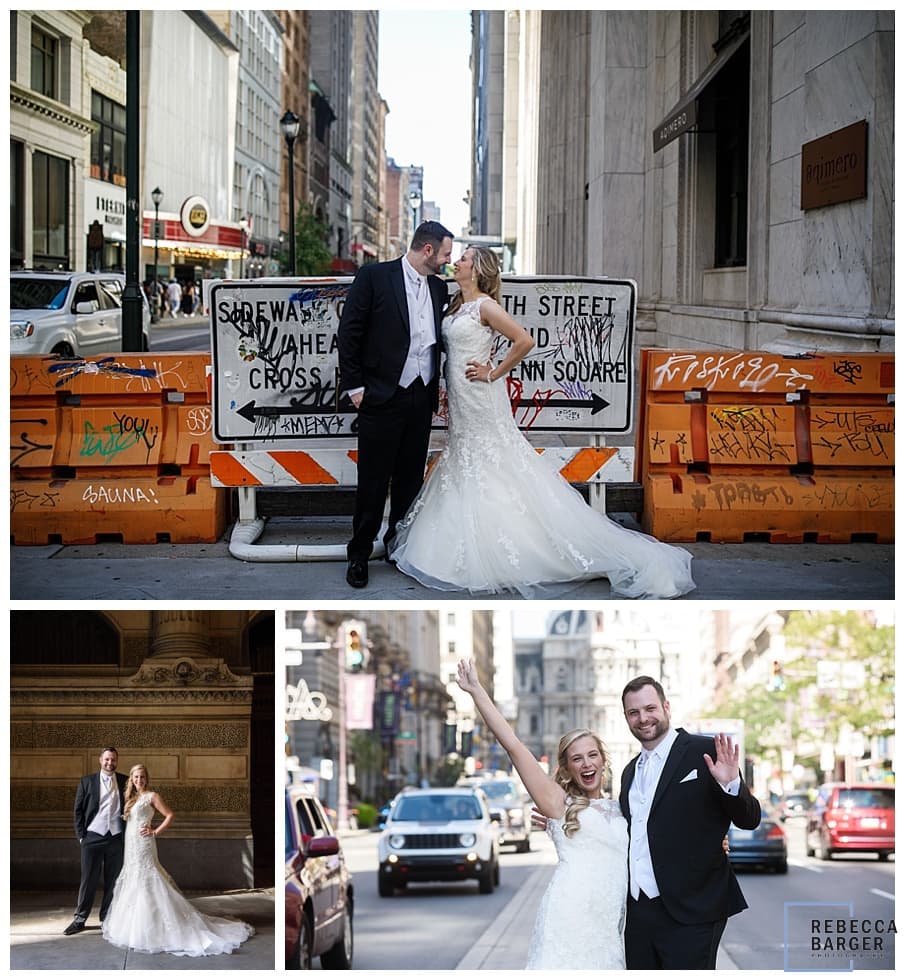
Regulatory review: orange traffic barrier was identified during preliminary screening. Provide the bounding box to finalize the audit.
[10,353,228,544]
[635,350,894,542]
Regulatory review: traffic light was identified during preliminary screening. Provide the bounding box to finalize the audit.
[343,620,366,672]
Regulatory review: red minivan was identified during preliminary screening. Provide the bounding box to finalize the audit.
[805,783,895,861]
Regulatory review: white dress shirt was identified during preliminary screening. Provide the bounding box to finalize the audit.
[87,771,122,836]
[398,254,437,388]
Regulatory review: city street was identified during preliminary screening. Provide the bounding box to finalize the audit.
[326,821,894,971]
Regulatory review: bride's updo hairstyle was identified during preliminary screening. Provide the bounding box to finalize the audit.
[553,728,608,838]
[445,245,503,319]
[123,763,149,820]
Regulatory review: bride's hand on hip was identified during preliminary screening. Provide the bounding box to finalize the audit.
[465,359,493,383]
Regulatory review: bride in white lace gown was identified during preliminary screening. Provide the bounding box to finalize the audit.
[528,797,627,970]
[102,764,253,957]
[455,660,626,970]
[390,247,695,599]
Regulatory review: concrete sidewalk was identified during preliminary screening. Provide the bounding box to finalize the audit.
[9,888,274,971]
[10,526,894,601]
[456,847,738,970]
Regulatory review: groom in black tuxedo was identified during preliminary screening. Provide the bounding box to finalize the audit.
[619,676,761,969]
[338,221,453,588]
[64,747,128,935]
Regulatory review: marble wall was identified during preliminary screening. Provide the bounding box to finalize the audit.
[528,10,893,352]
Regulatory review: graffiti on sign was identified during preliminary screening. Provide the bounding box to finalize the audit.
[210,276,636,442]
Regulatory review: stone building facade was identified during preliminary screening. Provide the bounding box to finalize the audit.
[490,10,893,352]
[10,610,274,891]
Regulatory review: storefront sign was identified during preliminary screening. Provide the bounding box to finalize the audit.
[180,195,212,237]
[800,120,868,210]
[84,178,126,241]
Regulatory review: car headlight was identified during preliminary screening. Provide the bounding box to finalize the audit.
[459,832,476,847]
[11,320,34,340]
[388,834,406,849]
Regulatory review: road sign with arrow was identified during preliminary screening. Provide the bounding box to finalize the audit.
[210,275,635,442]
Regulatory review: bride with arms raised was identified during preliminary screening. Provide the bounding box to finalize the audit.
[456,658,627,970]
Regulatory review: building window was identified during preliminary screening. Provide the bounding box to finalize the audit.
[706,15,750,268]
[30,25,57,98]
[11,140,24,268]
[90,91,127,187]
[32,150,69,267]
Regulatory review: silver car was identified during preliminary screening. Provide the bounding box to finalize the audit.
[10,271,150,357]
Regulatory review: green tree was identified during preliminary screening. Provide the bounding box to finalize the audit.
[714,611,894,779]
[348,729,384,802]
[286,202,332,276]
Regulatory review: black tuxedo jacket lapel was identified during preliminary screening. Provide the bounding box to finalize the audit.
[649,732,691,813]
[388,259,410,332]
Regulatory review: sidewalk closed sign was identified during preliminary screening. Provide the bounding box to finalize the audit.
[210,275,636,442]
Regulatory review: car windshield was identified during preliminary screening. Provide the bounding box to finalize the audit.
[394,795,482,822]
[479,781,519,801]
[11,277,70,311]
[835,788,894,809]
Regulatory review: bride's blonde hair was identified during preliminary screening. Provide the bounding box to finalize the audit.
[122,763,149,821]
[445,246,502,319]
[553,729,609,838]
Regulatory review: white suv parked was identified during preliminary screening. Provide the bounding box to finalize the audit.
[10,271,150,356]
[377,786,500,896]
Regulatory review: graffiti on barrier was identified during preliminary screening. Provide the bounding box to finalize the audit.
[11,420,53,467]
[651,352,815,392]
[80,413,160,462]
[82,484,161,505]
[10,487,60,511]
[46,356,159,388]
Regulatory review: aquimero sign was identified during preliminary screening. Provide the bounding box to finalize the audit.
[209,275,636,443]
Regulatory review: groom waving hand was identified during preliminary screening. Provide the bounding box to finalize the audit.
[619,676,761,969]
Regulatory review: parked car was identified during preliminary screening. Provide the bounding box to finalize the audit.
[805,782,895,861]
[285,785,354,969]
[779,791,812,822]
[728,807,788,873]
[377,786,500,896]
[10,271,150,357]
[458,775,533,852]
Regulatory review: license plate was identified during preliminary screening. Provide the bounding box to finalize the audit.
[860,817,881,828]
[732,829,755,840]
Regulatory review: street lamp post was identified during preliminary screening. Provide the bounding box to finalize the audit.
[280,110,300,275]
[151,186,162,322]
[409,190,422,239]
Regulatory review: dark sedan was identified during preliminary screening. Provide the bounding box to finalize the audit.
[728,808,788,873]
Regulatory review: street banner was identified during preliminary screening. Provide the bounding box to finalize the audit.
[345,672,376,730]
[209,275,636,442]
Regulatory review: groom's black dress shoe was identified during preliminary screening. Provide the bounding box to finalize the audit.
[64,921,85,935]
[346,559,368,588]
